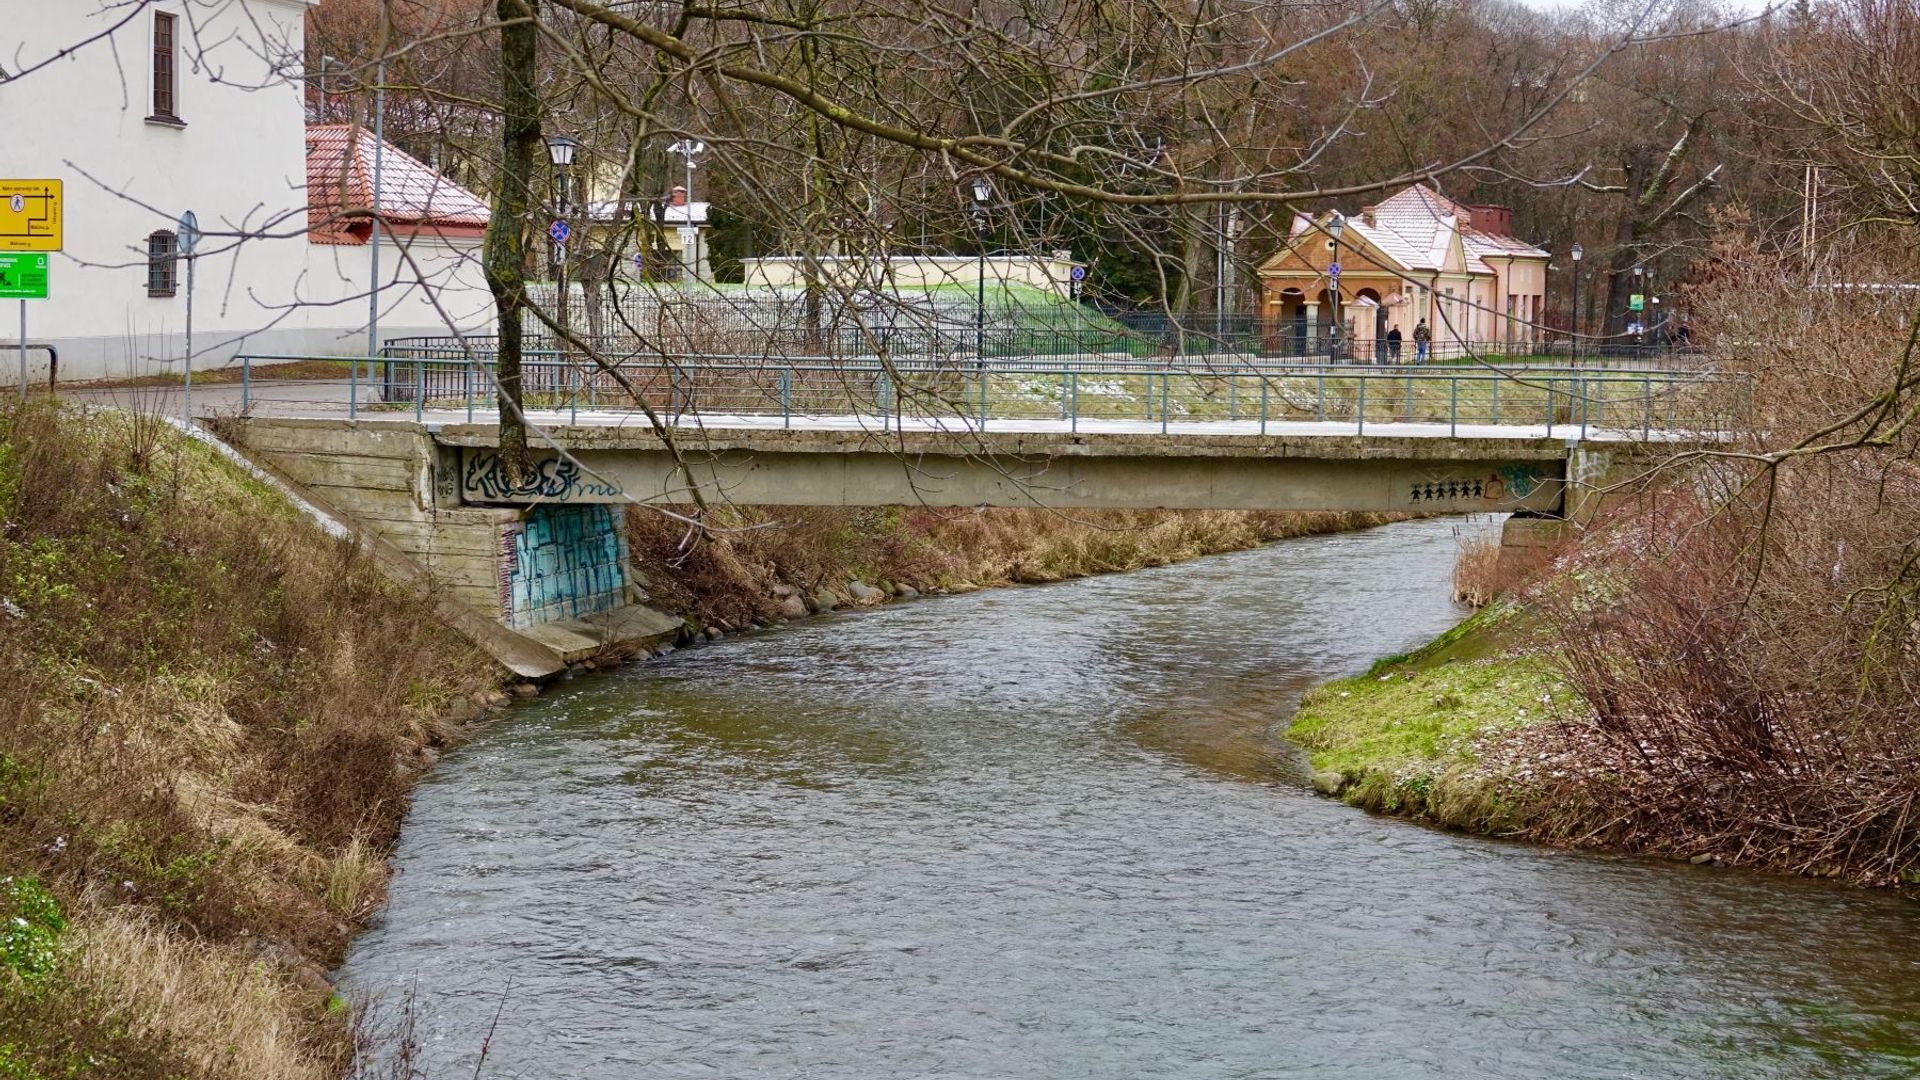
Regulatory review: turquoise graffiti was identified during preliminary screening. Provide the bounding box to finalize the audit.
[500,504,629,629]
[1496,463,1545,498]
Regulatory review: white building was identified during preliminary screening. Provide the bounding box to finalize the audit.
[0,0,494,385]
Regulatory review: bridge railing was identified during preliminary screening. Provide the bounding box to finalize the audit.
[224,352,1751,439]
[376,329,1706,369]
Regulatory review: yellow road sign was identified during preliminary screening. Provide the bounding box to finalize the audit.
[0,180,62,252]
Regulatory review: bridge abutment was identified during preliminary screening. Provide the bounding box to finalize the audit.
[219,418,677,677]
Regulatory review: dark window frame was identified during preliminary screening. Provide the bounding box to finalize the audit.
[149,11,181,124]
[147,230,179,297]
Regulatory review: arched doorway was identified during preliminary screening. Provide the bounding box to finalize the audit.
[1314,288,1337,359]
[1356,288,1386,363]
[1280,288,1307,356]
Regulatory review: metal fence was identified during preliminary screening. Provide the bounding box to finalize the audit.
[416,303,1699,367]
[231,351,1750,440]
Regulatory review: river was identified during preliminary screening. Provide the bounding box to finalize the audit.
[339,517,1920,1079]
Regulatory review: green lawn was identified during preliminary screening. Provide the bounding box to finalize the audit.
[1284,603,1578,826]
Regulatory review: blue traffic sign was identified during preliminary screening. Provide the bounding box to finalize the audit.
[1070,265,1087,282]
[549,220,572,244]
[1327,261,1341,277]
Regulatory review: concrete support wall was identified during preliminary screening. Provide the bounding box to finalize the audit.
[223,419,527,621]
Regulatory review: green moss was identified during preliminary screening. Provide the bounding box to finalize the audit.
[0,877,66,986]
[0,1044,47,1080]
[1287,603,1575,826]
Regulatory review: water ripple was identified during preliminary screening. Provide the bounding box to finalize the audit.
[343,518,1920,1079]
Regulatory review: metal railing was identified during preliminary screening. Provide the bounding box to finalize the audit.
[228,352,1749,440]
[377,326,1700,368]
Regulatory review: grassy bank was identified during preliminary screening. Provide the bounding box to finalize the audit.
[1289,520,1920,886]
[627,505,1401,631]
[0,404,497,1079]
[1286,602,1580,831]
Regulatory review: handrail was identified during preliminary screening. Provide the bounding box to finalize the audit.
[232,351,1749,437]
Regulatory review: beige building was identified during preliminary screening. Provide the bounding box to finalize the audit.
[1256,185,1549,361]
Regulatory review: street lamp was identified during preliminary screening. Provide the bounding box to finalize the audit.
[1632,264,1645,352]
[547,134,579,357]
[1326,210,1345,363]
[667,139,706,285]
[1569,242,1582,363]
[972,177,993,369]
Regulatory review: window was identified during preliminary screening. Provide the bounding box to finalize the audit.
[151,11,179,123]
[147,231,178,297]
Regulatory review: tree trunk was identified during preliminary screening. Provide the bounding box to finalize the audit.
[486,0,541,477]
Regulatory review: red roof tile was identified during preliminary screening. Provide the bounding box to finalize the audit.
[306,124,489,244]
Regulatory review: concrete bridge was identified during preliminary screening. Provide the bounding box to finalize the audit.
[216,406,1681,677]
[198,354,1740,675]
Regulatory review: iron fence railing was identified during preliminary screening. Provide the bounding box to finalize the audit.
[230,352,1750,440]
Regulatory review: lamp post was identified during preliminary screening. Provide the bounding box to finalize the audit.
[1569,242,1582,363]
[547,134,579,360]
[367,0,390,368]
[972,177,992,370]
[1632,264,1645,354]
[1326,211,1345,363]
[667,139,706,286]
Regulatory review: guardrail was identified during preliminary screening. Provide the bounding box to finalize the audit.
[229,352,1750,441]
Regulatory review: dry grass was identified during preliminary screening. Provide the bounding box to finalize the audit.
[627,504,1400,628]
[1450,532,1505,606]
[0,401,495,1076]
[63,906,327,1080]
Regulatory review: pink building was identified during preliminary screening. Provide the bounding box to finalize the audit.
[1256,185,1549,361]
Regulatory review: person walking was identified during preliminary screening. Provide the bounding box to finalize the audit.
[1387,326,1404,364]
[1413,319,1431,364]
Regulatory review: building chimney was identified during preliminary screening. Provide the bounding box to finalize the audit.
[668,185,688,208]
[1468,204,1513,237]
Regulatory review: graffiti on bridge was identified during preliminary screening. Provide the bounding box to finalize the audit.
[463,451,621,502]
[1405,463,1548,506]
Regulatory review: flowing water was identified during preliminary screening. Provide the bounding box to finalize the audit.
[340,518,1920,1079]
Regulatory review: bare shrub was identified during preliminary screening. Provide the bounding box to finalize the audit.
[1451,533,1505,606]
[1522,229,1920,882]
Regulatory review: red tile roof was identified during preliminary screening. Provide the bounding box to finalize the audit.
[306,124,489,245]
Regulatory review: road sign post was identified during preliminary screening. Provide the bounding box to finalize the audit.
[179,211,199,423]
[1069,264,1088,351]
[0,251,52,400]
[0,180,61,400]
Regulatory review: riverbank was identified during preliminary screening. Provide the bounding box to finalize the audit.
[0,403,499,1079]
[1286,601,1577,833]
[625,504,1401,636]
[1287,526,1920,886]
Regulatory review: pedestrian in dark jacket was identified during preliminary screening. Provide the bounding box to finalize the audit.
[1387,326,1404,364]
